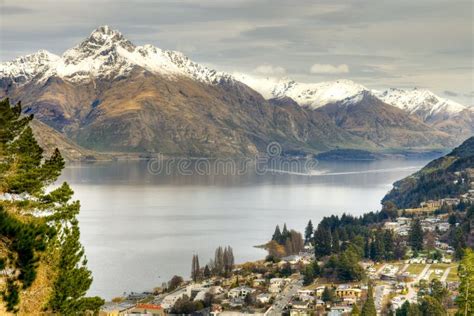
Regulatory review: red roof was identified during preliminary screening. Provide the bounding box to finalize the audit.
[136,303,162,310]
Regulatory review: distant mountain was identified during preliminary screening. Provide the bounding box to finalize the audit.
[315,91,454,150]
[375,88,474,141]
[237,75,472,146]
[0,26,468,158]
[383,136,474,208]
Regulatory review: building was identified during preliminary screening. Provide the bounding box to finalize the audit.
[128,303,165,316]
[335,285,361,299]
[328,306,353,316]
[99,302,135,316]
[257,293,271,304]
[228,286,255,299]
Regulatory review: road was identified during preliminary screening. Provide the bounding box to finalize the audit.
[265,277,303,316]
[405,264,431,303]
[374,285,386,313]
[440,267,451,282]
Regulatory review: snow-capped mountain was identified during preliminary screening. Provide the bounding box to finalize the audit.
[234,74,369,109]
[235,74,470,121]
[0,25,233,86]
[375,88,469,122]
[0,26,466,158]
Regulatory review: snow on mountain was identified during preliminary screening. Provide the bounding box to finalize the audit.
[0,50,60,84]
[0,25,233,86]
[234,74,369,109]
[375,88,468,121]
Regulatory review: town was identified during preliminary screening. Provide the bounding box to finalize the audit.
[98,198,472,316]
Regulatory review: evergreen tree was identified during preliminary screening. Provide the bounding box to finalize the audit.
[351,304,360,316]
[361,284,376,316]
[272,225,282,243]
[321,286,334,303]
[191,254,200,282]
[203,265,211,278]
[396,301,410,316]
[0,98,102,313]
[314,227,332,258]
[383,230,394,260]
[48,220,104,314]
[393,236,406,260]
[419,296,445,316]
[304,220,313,244]
[457,248,474,316]
[430,279,448,304]
[332,230,340,253]
[302,265,314,286]
[409,219,424,252]
[364,237,371,259]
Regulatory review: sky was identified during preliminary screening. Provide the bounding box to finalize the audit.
[0,0,473,104]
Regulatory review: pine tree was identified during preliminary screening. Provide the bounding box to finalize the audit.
[48,220,103,314]
[351,303,360,315]
[457,248,474,316]
[321,286,334,303]
[409,219,424,252]
[332,230,340,253]
[272,225,282,243]
[304,220,313,244]
[282,223,290,242]
[203,265,211,278]
[361,284,376,316]
[0,99,102,313]
[314,227,332,258]
[191,254,200,282]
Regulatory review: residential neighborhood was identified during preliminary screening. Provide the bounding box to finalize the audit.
[99,209,465,315]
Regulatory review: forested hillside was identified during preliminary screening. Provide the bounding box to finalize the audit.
[383,137,474,208]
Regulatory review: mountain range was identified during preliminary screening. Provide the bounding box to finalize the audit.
[1,26,472,160]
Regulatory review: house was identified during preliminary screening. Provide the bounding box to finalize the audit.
[208,286,225,296]
[257,293,271,304]
[228,286,255,299]
[420,200,442,208]
[253,278,266,287]
[194,290,208,302]
[128,303,165,316]
[328,306,352,316]
[335,285,361,299]
[161,289,187,310]
[269,278,285,286]
[315,299,325,308]
[99,302,135,316]
[290,309,311,316]
[269,283,282,294]
[314,286,326,298]
[290,300,310,310]
[281,255,302,264]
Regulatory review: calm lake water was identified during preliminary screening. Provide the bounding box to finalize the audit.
[58,159,429,299]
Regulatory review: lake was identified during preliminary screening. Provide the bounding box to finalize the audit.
[58,158,429,299]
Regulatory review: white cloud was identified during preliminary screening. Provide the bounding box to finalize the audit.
[310,63,349,74]
[254,64,286,76]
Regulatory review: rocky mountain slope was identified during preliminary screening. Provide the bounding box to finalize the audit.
[237,75,473,145]
[0,26,469,158]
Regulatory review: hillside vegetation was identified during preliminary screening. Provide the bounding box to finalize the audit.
[383,137,474,208]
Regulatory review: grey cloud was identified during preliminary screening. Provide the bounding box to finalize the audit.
[444,90,459,97]
[0,0,472,105]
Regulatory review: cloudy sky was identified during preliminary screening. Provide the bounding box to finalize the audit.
[1,0,472,104]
